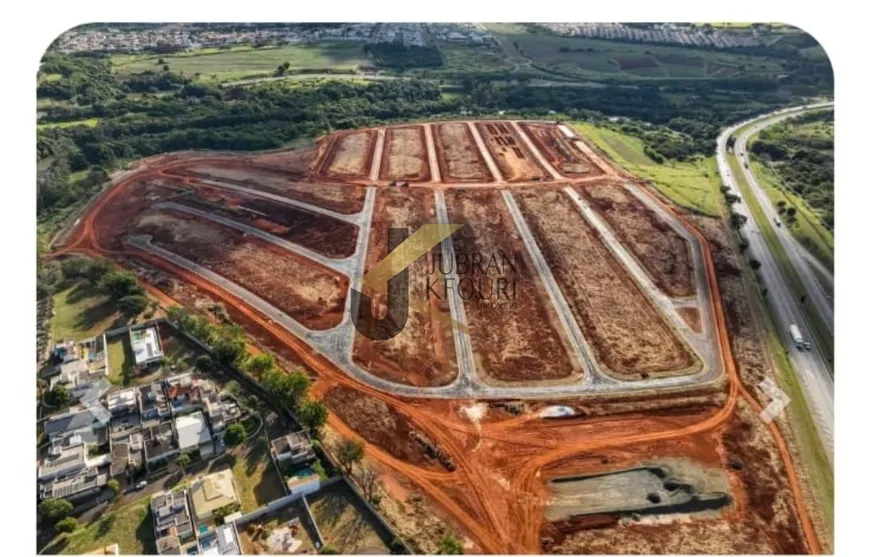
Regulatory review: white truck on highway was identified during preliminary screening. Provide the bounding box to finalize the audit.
[789,324,812,350]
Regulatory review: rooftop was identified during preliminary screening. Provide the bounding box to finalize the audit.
[189,469,239,520]
[151,489,193,540]
[175,411,211,451]
[40,466,108,500]
[131,326,164,365]
[271,431,314,461]
[197,523,241,555]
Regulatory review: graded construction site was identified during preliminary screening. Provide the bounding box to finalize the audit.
[53,120,824,554]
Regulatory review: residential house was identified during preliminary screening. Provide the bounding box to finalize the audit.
[43,407,108,446]
[270,431,315,465]
[39,466,109,501]
[143,421,178,466]
[106,388,138,416]
[151,490,195,546]
[139,382,171,421]
[197,523,241,555]
[175,411,213,458]
[131,326,164,368]
[189,470,239,522]
[166,374,203,416]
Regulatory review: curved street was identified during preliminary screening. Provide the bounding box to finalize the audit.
[717,102,834,462]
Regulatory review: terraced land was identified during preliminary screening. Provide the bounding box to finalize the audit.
[380,125,430,182]
[444,188,580,383]
[475,121,549,182]
[172,184,359,259]
[352,188,458,387]
[433,122,493,183]
[318,129,377,181]
[580,183,695,297]
[174,163,367,214]
[134,210,348,330]
[514,188,696,379]
[520,123,605,178]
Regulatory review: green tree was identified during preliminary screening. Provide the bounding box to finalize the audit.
[223,423,247,447]
[436,533,464,554]
[225,380,241,397]
[55,517,79,533]
[244,353,275,379]
[176,453,191,469]
[99,271,142,299]
[45,385,70,408]
[118,294,149,318]
[263,369,311,411]
[84,258,113,285]
[319,546,339,555]
[39,498,73,524]
[195,355,214,372]
[107,479,120,497]
[336,438,365,475]
[297,398,329,433]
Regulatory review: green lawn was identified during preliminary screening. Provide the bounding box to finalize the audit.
[44,498,154,555]
[434,45,514,74]
[211,429,285,513]
[112,44,370,82]
[574,122,722,217]
[727,154,834,362]
[52,281,126,342]
[106,335,135,386]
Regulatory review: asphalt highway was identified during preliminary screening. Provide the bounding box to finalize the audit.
[717,103,834,462]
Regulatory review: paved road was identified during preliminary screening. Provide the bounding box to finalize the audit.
[154,202,356,276]
[717,103,834,462]
[732,105,834,333]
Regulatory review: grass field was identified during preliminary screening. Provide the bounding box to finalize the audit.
[727,153,833,362]
[484,24,780,81]
[574,122,722,217]
[106,334,135,385]
[52,281,126,341]
[218,430,285,512]
[433,45,514,74]
[44,498,153,555]
[308,483,391,554]
[112,44,370,82]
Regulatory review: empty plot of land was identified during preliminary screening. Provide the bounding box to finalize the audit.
[380,126,430,182]
[580,184,695,298]
[175,164,366,214]
[520,123,605,178]
[433,122,493,183]
[475,122,549,182]
[308,482,392,554]
[514,188,695,379]
[352,188,458,387]
[677,307,703,334]
[444,188,579,383]
[175,184,358,259]
[318,130,376,180]
[134,211,347,330]
[249,146,318,174]
[325,387,448,470]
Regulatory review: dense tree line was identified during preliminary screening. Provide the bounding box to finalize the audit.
[751,111,833,226]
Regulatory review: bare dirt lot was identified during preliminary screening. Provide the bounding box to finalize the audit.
[580,183,696,298]
[541,402,810,554]
[134,210,348,330]
[520,123,605,178]
[433,123,493,183]
[380,126,430,182]
[676,307,703,334]
[324,386,451,471]
[353,188,458,387]
[248,146,318,174]
[444,188,580,383]
[317,129,376,181]
[513,188,696,379]
[177,184,358,258]
[475,122,549,183]
[170,163,367,214]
